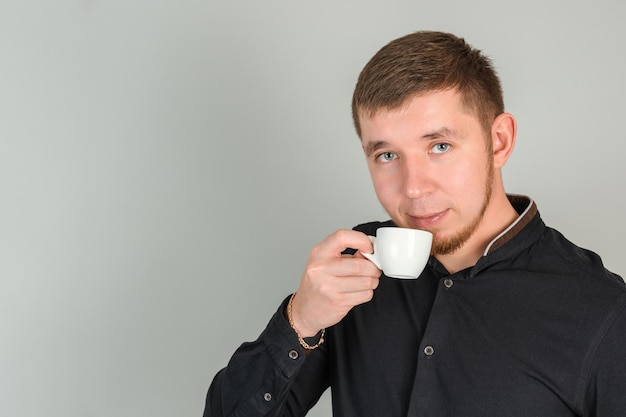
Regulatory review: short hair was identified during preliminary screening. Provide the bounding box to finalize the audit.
[352,31,504,138]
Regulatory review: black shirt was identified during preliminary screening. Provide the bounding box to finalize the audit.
[205,196,626,417]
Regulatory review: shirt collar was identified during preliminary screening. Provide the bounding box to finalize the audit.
[426,194,543,276]
[483,194,537,256]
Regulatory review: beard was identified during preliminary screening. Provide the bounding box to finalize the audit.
[430,157,495,256]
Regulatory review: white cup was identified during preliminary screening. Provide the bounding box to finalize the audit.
[361,227,433,279]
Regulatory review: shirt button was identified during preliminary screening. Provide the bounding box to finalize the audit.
[288,349,299,360]
[263,392,272,402]
[443,278,453,288]
[424,345,435,356]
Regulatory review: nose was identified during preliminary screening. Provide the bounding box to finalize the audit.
[401,159,433,199]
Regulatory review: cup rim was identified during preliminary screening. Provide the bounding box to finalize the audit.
[377,226,432,236]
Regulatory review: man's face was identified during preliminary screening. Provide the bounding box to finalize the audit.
[359,89,494,255]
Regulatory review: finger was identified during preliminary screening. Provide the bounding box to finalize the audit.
[325,257,381,278]
[314,229,374,259]
[330,275,380,294]
[340,289,376,307]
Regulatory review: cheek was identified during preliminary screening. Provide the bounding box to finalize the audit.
[445,161,489,199]
[370,172,399,205]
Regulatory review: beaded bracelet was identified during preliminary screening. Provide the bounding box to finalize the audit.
[287,292,326,350]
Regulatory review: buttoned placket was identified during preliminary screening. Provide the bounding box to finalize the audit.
[406,272,462,415]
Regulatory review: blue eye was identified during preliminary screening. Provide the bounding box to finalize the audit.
[376,152,397,162]
[432,143,450,154]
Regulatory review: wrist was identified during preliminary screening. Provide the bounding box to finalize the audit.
[286,292,326,350]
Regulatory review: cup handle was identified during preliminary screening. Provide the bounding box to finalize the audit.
[360,236,382,270]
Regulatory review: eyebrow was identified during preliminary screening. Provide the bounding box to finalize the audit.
[363,127,458,157]
[363,140,389,158]
[422,127,456,140]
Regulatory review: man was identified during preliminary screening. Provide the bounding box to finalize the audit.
[204,31,626,416]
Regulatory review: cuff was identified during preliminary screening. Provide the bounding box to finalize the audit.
[262,295,307,378]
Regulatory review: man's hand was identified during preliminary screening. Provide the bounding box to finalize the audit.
[289,229,381,338]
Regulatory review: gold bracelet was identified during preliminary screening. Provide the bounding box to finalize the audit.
[287,292,326,350]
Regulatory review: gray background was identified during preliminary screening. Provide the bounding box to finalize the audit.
[1,1,625,416]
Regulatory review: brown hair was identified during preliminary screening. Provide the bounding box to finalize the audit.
[352,31,504,138]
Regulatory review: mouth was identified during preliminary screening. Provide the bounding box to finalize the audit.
[408,209,448,229]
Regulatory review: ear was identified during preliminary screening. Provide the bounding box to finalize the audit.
[490,113,517,169]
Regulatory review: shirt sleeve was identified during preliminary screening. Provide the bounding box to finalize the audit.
[204,296,330,417]
[583,300,626,416]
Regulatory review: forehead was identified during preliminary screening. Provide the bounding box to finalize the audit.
[358,89,478,140]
